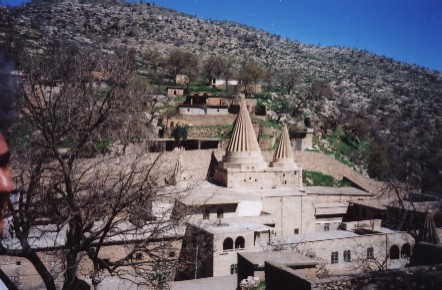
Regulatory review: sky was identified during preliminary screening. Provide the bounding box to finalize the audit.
[2,0,442,72]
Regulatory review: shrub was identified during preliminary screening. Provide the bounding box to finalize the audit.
[171,125,188,143]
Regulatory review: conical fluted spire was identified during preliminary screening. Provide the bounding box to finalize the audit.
[221,97,266,168]
[273,125,293,160]
[226,98,261,153]
[271,124,298,169]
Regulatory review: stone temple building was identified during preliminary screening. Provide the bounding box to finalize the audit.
[213,99,302,190]
[175,98,413,284]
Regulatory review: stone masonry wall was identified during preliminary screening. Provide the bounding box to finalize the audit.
[312,264,442,290]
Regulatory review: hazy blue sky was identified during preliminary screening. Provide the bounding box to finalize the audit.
[3,0,441,72]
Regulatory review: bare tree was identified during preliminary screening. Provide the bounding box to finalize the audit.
[202,55,225,85]
[221,57,236,92]
[277,67,300,94]
[142,49,165,87]
[238,60,265,96]
[166,50,197,77]
[143,49,164,75]
[2,42,189,290]
[166,49,198,93]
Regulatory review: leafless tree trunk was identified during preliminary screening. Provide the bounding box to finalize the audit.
[2,41,190,289]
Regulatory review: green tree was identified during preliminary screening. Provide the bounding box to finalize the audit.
[171,125,188,147]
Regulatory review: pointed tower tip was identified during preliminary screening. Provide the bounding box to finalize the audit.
[271,124,298,169]
[225,97,261,153]
[221,96,266,167]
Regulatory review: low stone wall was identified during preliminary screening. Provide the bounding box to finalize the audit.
[167,115,237,127]
[265,262,312,290]
[312,264,442,290]
[295,151,385,194]
[187,126,232,139]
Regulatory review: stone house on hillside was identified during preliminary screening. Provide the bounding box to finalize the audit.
[167,87,185,97]
[210,78,262,94]
[177,94,259,116]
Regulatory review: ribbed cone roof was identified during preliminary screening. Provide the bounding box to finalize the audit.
[226,98,261,153]
[273,125,293,161]
[418,211,440,244]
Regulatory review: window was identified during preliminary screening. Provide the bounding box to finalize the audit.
[223,238,233,251]
[390,245,399,260]
[230,264,238,274]
[203,209,209,220]
[331,251,338,264]
[343,250,351,262]
[324,223,330,232]
[401,243,411,258]
[367,247,374,259]
[235,236,245,249]
[217,208,224,219]
[294,228,299,234]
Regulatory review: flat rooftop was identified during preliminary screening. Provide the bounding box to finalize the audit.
[170,274,237,290]
[188,219,273,235]
[180,181,306,205]
[180,181,371,206]
[352,199,440,213]
[239,250,317,268]
[304,186,372,196]
[275,228,397,245]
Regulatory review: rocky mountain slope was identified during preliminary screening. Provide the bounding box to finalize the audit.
[1,2,441,191]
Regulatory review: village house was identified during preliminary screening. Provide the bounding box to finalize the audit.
[167,87,185,97]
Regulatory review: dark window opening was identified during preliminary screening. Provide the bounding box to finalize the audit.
[367,247,374,259]
[401,243,411,258]
[203,209,210,220]
[235,236,245,249]
[344,250,351,262]
[324,223,330,232]
[390,245,399,260]
[217,209,224,219]
[230,264,238,274]
[223,238,233,251]
[331,251,338,264]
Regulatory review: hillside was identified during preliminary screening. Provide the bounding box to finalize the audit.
[1,2,441,192]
